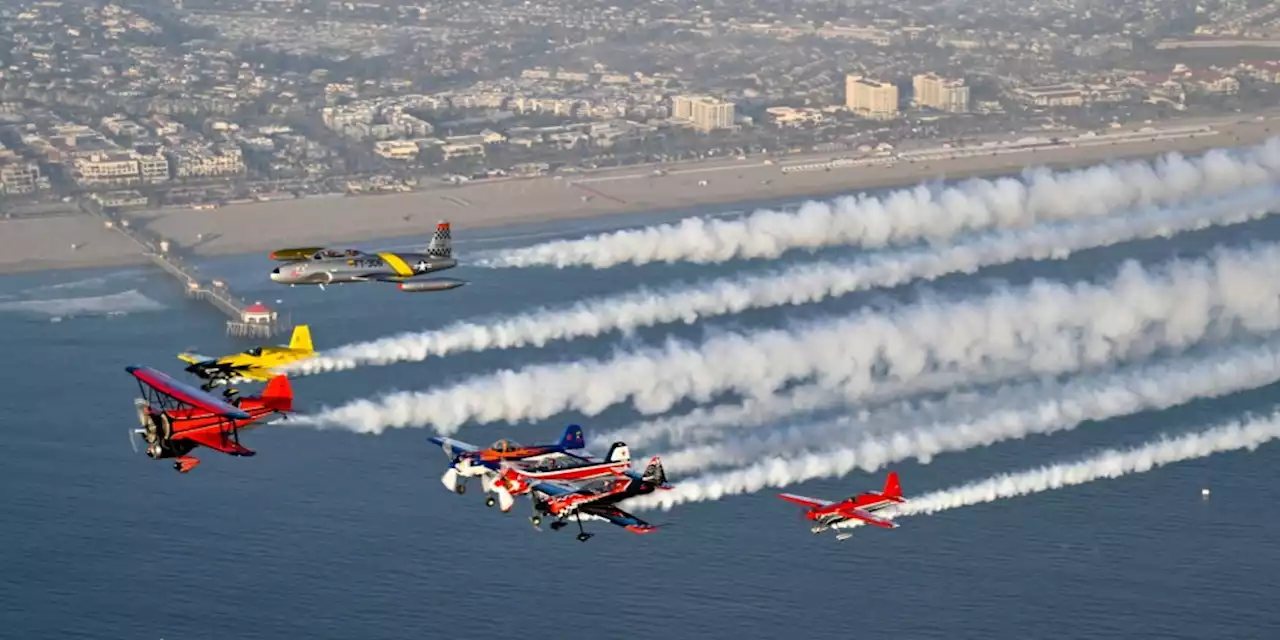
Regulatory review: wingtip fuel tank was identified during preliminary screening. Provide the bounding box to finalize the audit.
[398,278,467,293]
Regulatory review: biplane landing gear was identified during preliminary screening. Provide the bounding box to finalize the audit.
[173,456,200,473]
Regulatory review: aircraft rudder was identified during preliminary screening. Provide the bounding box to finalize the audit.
[883,471,902,498]
[606,441,631,463]
[427,220,453,259]
[261,375,294,412]
[559,424,585,450]
[643,455,668,486]
[289,325,314,352]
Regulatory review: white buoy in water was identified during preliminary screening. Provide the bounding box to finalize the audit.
[1201,488,1211,498]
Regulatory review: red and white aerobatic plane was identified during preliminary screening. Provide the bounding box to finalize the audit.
[777,472,906,541]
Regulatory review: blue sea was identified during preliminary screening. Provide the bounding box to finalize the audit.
[2,199,1279,640]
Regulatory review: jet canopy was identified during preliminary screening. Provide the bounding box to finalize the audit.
[312,249,362,260]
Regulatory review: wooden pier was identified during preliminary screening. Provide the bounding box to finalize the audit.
[82,198,291,340]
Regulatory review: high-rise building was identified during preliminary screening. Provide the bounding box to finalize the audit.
[671,95,736,131]
[844,75,899,119]
[912,73,970,113]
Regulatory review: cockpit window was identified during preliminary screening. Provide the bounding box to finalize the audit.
[244,347,263,357]
[490,439,521,453]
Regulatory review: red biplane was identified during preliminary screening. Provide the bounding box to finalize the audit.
[126,365,293,473]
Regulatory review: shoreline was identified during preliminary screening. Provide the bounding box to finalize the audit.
[3,113,1279,277]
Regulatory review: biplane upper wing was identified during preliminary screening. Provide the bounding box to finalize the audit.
[126,365,252,420]
[174,429,257,456]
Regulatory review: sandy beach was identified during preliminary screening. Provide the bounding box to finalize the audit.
[4,112,1279,276]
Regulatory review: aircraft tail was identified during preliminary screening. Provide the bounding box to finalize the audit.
[605,442,631,463]
[558,424,585,450]
[882,472,903,499]
[642,456,668,487]
[288,325,314,352]
[260,375,293,412]
[426,221,452,259]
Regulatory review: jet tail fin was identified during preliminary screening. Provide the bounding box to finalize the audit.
[288,325,313,352]
[260,375,293,412]
[559,424,585,450]
[426,221,452,259]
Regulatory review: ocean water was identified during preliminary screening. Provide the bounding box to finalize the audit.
[2,202,1280,640]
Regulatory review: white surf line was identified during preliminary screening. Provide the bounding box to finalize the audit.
[653,338,1280,476]
[888,410,1280,520]
[285,185,1280,376]
[292,243,1280,435]
[475,139,1280,268]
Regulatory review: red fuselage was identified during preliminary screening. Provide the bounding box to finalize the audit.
[163,398,278,435]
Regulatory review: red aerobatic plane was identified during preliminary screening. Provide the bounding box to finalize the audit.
[778,472,906,541]
[126,365,293,473]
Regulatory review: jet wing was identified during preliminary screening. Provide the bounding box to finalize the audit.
[843,507,899,529]
[579,503,657,534]
[173,428,256,456]
[777,493,834,508]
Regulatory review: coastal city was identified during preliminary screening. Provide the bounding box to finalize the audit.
[1,0,1279,212]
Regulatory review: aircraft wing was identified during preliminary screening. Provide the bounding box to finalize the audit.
[232,367,276,383]
[177,352,219,366]
[127,366,251,420]
[428,436,478,459]
[843,507,898,529]
[579,503,657,533]
[777,493,834,509]
[173,428,256,456]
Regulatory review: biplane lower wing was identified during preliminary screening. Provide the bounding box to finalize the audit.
[177,429,256,456]
[126,365,251,419]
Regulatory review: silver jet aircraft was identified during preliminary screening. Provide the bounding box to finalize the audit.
[268,221,465,292]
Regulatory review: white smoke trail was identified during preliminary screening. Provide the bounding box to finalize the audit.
[293,243,1280,435]
[891,410,1280,519]
[655,338,1280,475]
[287,186,1280,376]
[476,139,1280,268]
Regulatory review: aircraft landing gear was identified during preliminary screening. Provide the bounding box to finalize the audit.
[454,483,466,495]
[572,513,592,542]
[485,495,496,508]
